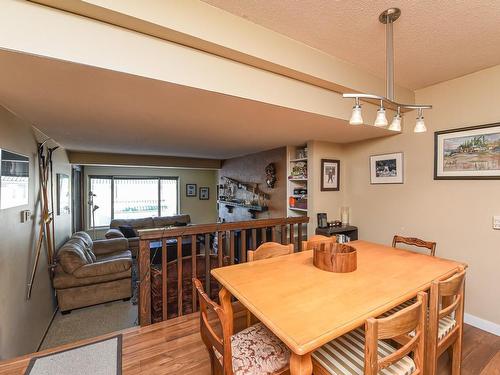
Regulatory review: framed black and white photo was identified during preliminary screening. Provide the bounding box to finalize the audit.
[434,123,500,180]
[370,152,404,184]
[186,183,197,197]
[321,159,340,191]
[199,187,209,200]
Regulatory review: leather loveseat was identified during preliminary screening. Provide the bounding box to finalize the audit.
[53,231,132,313]
[105,214,191,256]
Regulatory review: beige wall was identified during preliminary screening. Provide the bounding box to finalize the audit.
[83,166,218,229]
[344,65,500,326]
[0,107,71,360]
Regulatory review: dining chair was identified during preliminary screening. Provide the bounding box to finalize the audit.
[193,278,290,375]
[301,235,336,251]
[427,267,466,375]
[392,235,437,256]
[313,291,427,375]
[247,242,294,261]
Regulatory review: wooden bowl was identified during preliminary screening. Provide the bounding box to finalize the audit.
[313,243,357,273]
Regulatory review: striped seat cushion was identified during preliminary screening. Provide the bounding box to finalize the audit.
[379,299,416,318]
[379,300,456,340]
[312,328,415,375]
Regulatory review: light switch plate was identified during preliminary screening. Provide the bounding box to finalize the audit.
[493,216,500,230]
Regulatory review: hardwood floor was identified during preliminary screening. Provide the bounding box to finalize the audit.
[0,305,498,374]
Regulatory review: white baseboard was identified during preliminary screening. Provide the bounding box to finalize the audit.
[464,313,500,336]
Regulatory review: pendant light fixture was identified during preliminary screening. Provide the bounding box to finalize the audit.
[343,8,431,132]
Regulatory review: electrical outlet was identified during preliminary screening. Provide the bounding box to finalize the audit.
[493,216,500,230]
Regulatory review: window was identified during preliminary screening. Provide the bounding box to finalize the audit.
[88,176,178,228]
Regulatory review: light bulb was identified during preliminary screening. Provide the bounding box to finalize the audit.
[388,109,402,132]
[374,107,388,127]
[349,98,363,125]
[349,105,363,125]
[414,117,426,133]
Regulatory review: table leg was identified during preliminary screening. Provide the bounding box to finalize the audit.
[290,352,312,375]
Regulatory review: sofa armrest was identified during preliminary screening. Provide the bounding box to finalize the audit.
[105,228,125,239]
[73,258,131,278]
[93,238,129,255]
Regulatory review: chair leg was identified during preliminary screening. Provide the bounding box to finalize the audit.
[451,337,462,375]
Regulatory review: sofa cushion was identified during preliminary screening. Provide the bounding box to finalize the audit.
[57,239,92,274]
[73,258,132,278]
[153,214,190,228]
[53,265,131,289]
[105,228,125,239]
[110,217,154,230]
[71,232,97,262]
[96,250,133,262]
[119,225,138,238]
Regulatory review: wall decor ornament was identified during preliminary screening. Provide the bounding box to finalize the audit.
[199,186,209,200]
[434,123,500,180]
[321,159,340,191]
[265,163,276,188]
[370,152,404,184]
[0,149,30,209]
[186,183,197,197]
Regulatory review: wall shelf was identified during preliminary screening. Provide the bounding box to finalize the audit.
[289,207,308,212]
[288,178,308,182]
[218,200,268,219]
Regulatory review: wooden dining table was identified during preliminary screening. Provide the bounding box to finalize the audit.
[211,240,465,375]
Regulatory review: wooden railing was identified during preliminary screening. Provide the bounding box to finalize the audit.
[137,216,309,326]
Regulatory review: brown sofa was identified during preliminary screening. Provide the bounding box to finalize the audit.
[53,231,132,313]
[105,214,191,256]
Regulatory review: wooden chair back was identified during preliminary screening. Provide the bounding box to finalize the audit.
[301,235,336,251]
[193,278,234,375]
[427,267,466,374]
[247,242,294,262]
[365,291,427,375]
[392,235,437,256]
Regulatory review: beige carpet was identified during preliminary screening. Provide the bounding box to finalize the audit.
[40,300,137,351]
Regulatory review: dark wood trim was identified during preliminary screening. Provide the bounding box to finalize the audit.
[320,159,340,191]
[434,122,500,180]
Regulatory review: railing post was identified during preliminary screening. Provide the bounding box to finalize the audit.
[139,239,151,326]
[162,239,168,321]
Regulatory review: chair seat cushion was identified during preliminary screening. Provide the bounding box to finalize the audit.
[313,328,415,375]
[215,322,290,375]
[438,316,456,340]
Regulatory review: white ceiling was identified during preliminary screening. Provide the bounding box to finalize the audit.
[0,50,393,159]
[202,0,500,90]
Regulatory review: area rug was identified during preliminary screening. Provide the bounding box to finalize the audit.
[26,335,122,375]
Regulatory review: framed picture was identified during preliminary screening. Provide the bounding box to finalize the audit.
[0,149,30,209]
[370,152,404,184]
[57,173,70,215]
[199,187,209,200]
[434,123,500,180]
[321,159,340,191]
[186,183,197,197]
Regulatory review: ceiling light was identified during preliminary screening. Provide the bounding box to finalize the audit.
[343,8,431,132]
[374,101,388,127]
[349,97,363,125]
[414,108,427,133]
[388,107,402,132]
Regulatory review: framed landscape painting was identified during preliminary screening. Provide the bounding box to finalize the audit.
[434,123,500,179]
[370,152,404,184]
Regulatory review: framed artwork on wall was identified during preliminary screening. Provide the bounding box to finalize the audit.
[434,123,500,180]
[199,187,209,200]
[186,183,197,197]
[57,173,70,215]
[0,149,30,209]
[321,159,340,191]
[370,152,404,184]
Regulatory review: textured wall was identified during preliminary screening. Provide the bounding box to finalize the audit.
[0,106,71,360]
[218,147,286,222]
[344,65,500,326]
